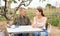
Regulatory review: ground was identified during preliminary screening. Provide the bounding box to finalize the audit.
[50,26,60,36]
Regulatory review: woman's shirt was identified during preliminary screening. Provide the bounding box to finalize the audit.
[33,17,47,29]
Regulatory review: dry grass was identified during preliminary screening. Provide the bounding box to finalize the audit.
[0,8,60,36]
[50,26,60,36]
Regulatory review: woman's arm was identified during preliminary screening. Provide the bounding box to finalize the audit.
[32,17,37,28]
[36,17,47,28]
[32,17,47,28]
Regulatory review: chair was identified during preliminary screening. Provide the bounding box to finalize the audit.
[46,23,51,36]
[29,23,51,36]
[40,23,51,36]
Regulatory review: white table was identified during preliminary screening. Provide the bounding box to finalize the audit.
[0,30,4,36]
[7,25,43,36]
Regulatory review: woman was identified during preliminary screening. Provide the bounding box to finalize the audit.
[32,7,48,36]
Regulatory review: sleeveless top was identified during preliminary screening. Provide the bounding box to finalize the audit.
[34,17,46,29]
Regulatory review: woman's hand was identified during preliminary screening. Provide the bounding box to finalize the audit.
[32,24,38,28]
[32,24,43,28]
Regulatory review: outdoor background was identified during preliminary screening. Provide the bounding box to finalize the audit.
[0,0,60,36]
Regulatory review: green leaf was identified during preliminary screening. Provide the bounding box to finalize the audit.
[39,0,46,2]
[14,1,17,3]
[24,0,32,6]
[18,0,20,1]
[11,0,17,3]
[43,0,45,1]
[3,0,5,1]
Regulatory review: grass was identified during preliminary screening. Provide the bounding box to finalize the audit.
[0,8,60,27]
[26,8,60,27]
[0,16,6,21]
[0,8,60,36]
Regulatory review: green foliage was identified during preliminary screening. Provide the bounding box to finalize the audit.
[39,0,46,2]
[0,8,60,27]
[26,9,60,27]
[3,0,17,3]
[46,4,52,8]
[51,6,56,8]
[46,3,56,8]
[26,9,35,20]
[47,12,60,27]
[0,16,6,21]
[48,17,59,26]
[27,12,35,21]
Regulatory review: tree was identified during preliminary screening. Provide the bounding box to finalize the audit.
[46,3,56,8]
[0,0,33,25]
[39,0,46,2]
[0,0,32,20]
[0,0,46,24]
[46,4,52,8]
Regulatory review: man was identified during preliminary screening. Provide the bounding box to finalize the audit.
[13,7,31,36]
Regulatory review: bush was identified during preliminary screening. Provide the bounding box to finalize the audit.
[0,16,6,21]
[47,12,60,27]
[48,17,59,26]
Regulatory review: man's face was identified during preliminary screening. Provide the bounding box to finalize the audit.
[20,9,26,16]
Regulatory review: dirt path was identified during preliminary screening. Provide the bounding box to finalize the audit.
[50,26,60,36]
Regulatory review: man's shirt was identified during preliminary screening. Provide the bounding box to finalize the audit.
[13,15,31,25]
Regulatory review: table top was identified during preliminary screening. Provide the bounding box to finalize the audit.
[7,25,43,33]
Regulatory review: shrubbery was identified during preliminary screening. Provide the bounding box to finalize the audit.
[47,12,60,27]
[0,16,6,21]
[0,9,60,27]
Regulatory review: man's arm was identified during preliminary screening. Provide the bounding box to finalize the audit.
[13,17,18,25]
[27,17,31,25]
